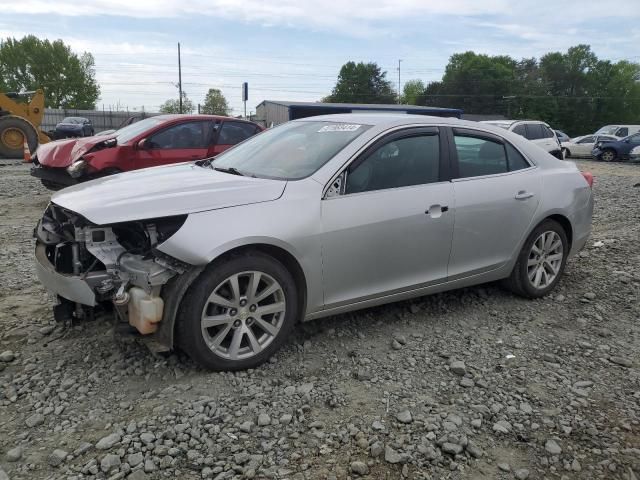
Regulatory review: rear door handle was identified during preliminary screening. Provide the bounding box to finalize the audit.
[515,191,534,200]
[425,205,449,218]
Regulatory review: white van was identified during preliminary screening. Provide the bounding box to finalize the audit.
[594,125,640,137]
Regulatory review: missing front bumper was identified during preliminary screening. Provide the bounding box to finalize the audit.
[34,243,100,306]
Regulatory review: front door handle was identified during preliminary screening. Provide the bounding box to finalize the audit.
[515,191,534,200]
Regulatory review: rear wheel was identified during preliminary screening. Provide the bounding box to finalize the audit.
[177,252,299,370]
[600,149,616,162]
[503,219,568,298]
[0,116,38,158]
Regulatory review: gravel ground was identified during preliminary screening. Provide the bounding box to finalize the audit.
[0,159,639,480]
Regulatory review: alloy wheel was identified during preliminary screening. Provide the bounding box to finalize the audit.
[527,231,564,290]
[601,150,615,162]
[201,271,286,360]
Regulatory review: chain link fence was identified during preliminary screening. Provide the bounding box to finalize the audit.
[41,108,160,134]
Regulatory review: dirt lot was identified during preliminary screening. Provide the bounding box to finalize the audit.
[0,159,639,480]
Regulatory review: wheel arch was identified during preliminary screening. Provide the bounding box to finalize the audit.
[213,243,308,323]
[544,213,573,250]
[151,241,309,353]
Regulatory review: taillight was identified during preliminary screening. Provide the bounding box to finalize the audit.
[582,171,594,188]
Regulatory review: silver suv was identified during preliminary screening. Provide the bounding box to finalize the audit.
[481,120,563,159]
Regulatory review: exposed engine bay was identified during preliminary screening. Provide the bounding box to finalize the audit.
[34,203,188,336]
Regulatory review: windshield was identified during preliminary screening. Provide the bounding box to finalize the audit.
[212,121,372,180]
[116,117,165,144]
[62,117,85,124]
[595,126,619,135]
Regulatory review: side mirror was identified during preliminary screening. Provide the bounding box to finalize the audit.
[137,138,149,150]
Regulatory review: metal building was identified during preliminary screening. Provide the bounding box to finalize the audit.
[255,100,463,127]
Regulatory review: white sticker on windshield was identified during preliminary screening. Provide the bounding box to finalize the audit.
[318,124,362,133]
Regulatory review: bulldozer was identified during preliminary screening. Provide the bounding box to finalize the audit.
[0,89,50,158]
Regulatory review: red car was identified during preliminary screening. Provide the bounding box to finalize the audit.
[31,114,263,190]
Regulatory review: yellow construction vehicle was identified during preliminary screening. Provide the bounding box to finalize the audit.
[0,89,50,158]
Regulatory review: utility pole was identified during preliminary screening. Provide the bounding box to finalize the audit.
[397,59,402,104]
[178,42,183,114]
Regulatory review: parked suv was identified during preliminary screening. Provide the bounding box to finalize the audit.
[591,132,640,162]
[31,114,263,190]
[481,120,562,159]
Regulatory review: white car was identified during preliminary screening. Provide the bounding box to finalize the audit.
[595,125,640,138]
[481,120,562,159]
[562,135,619,158]
[630,145,640,162]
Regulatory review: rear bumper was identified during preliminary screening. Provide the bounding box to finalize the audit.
[34,242,97,306]
[30,166,78,188]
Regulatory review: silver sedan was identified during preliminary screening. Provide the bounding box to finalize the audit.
[34,114,594,370]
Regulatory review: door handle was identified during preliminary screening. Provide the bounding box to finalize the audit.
[515,191,534,200]
[425,205,449,217]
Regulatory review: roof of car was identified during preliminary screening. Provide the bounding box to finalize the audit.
[154,114,257,124]
[481,119,547,126]
[293,113,486,129]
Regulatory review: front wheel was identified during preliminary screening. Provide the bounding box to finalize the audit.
[503,219,568,298]
[600,149,616,162]
[177,252,299,370]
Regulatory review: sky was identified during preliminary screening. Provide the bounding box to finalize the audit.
[1,0,639,115]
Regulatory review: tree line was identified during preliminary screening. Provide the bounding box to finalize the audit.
[0,35,231,115]
[324,46,640,136]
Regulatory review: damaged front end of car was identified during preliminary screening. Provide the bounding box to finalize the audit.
[34,203,195,350]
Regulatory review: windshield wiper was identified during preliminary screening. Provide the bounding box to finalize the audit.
[213,166,245,176]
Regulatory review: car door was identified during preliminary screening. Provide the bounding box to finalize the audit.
[575,136,595,156]
[211,121,260,156]
[135,120,216,169]
[447,127,541,279]
[320,127,454,307]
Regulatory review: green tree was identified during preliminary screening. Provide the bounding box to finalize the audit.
[0,35,100,109]
[201,88,229,115]
[324,61,396,104]
[401,79,426,105]
[159,92,195,114]
[422,46,640,135]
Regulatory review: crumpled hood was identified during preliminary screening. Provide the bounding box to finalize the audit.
[51,163,287,225]
[36,135,117,168]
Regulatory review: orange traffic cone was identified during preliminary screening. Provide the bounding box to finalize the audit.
[23,139,32,163]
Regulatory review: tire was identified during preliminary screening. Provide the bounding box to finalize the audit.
[177,251,299,370]
[564,148,571,159]
[0,116,38,158]
[600,149,616,162]
[503,219,569,299]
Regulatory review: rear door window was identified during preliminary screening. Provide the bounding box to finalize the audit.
[577,136,595,144]
[147,121,214,149]
[525,124,545,140]
[512,124,526,137]
[217,121,259,146]
[616,127,629,137]
[543,126,555,138]
[454,134,530,178]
